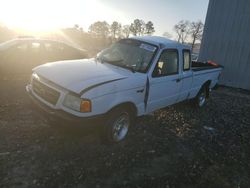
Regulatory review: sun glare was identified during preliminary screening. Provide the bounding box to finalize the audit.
[0,0,127,34]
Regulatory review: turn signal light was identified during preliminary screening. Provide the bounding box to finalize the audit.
[80,100,92,112]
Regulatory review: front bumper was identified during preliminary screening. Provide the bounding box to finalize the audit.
[26,85,105,125]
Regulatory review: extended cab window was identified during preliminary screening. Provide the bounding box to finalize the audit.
[153,49,178,77]
[183,50,191,71]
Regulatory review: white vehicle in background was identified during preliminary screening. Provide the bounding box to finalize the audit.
[191,53,199,61]
[26,36,223,143]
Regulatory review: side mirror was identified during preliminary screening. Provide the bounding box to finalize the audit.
[96,48,110,60]
[96,52,101,60]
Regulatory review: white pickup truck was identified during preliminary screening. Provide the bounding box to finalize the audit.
[26,36,223,143]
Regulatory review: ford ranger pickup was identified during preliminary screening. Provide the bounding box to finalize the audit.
[26,36,223,143]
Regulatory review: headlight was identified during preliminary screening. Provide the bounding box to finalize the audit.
[32,72,40,80]
[31,72,39,83]
[63,93,91,112]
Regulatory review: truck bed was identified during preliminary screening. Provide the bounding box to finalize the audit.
[192,61,223,72]
[188,61,223,100]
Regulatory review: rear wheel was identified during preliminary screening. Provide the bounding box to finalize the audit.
[194,86,209,107]
[103,107,134,143]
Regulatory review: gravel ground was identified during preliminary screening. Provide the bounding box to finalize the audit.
[0,77,250,188]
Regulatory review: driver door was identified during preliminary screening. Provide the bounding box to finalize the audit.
[146,49,181,113]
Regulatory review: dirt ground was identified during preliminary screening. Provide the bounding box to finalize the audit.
[0,77,250,188]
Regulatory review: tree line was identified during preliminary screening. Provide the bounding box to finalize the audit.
[60,19,155,55]
[87,19,155,39]
[63,19,203,52]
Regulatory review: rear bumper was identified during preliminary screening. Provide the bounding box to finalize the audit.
[25,85,105,125]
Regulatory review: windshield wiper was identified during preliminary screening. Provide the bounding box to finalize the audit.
[102,58,136,73]
[113,62,136,73]
[104,59,124,63]
[119,64,136,73]
[99,56,123,64]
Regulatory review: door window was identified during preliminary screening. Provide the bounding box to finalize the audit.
[153,49,178,77]
[16,43,28,52]
[30,42,41,53]
[44,42,53,52]
[183,50,191,71]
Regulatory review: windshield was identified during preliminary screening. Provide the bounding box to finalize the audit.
[97,39,157,73]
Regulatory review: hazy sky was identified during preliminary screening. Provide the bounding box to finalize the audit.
[101,0,209,35]
[0,0,209,36]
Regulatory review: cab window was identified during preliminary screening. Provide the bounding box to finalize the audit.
[30,42,41,53]
[44,42,53,52]
[16,43,28,52]
[183,49,191,71]
[153,49,178,77]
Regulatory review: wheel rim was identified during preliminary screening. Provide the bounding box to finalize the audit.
[199,91,206,107]
[112,112,130,142]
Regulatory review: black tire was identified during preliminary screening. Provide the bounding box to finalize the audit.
[102,107,134,143]
[193,86,208,108]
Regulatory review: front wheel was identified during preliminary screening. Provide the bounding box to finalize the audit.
[103,108,134,143]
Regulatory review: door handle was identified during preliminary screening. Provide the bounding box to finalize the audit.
[176,78,181,83]
[137,89,144,93]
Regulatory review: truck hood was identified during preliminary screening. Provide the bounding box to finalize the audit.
[33,59,130,94]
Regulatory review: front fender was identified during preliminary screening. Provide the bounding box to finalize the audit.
[91,87,145,117]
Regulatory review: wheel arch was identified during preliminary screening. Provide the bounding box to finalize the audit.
[107,102,138,117]
[201,80,212,98]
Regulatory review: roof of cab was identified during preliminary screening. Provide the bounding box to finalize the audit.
[131,36,191,50]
